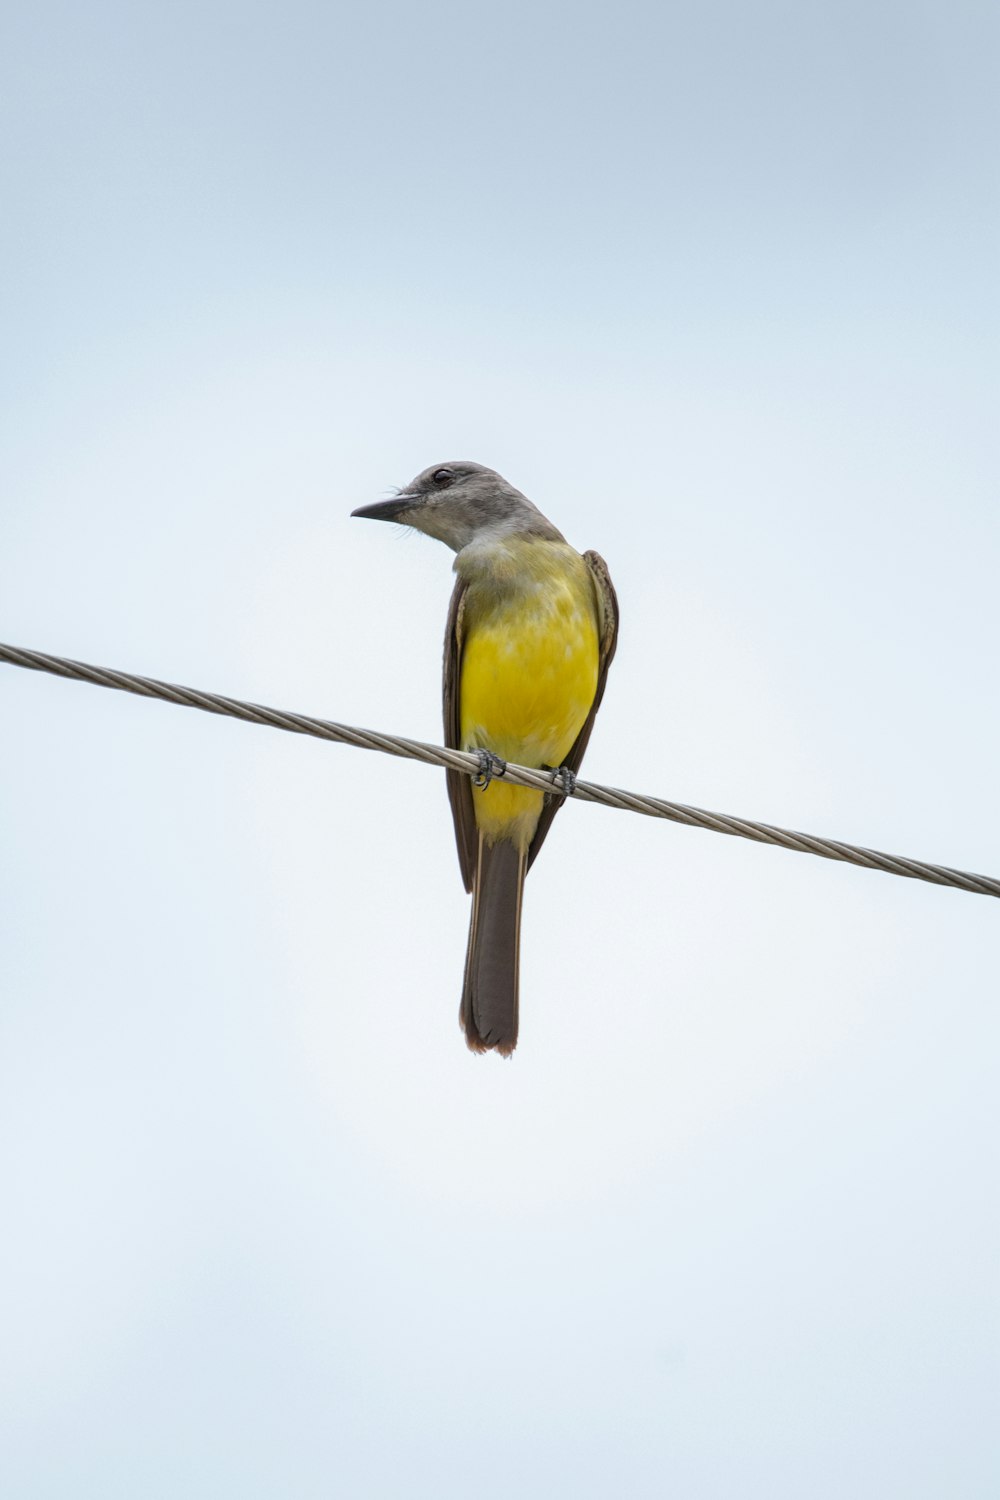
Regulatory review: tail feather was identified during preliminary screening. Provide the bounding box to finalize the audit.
[460,835,525,1056]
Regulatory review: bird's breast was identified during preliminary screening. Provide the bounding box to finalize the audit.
[459,542,599,769]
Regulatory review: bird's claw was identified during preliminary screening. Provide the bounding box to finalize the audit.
[473,750,507,789]
[549,764,577,797]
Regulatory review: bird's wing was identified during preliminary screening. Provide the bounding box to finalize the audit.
[526,549,620,871]
[443,577,478,892]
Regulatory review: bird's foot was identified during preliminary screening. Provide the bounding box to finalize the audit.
[547,764,577,797]
[473,749,507,789]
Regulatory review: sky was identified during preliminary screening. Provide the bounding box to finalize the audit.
[1,1,998,1496]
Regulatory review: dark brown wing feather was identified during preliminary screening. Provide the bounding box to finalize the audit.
[526,549,620,872]
[443,578,478,892]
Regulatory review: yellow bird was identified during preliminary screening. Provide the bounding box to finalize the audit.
[353,462,618,1054]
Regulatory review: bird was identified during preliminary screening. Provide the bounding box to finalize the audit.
[352,461,618,1055]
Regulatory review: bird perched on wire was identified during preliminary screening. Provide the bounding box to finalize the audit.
[353,462,618,1055]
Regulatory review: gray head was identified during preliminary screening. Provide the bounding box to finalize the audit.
[352,461,563,553]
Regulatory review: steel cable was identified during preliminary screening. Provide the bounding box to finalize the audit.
[1,639,996,900]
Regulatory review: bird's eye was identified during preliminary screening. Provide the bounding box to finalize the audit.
[432,467,454,485]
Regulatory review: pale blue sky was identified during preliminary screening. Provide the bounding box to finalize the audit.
[1,2,998,1497]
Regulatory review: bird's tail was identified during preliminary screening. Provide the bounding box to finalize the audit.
[460,834,526,1056]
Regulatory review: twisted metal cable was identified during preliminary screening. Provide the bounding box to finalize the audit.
[1,639,997,900]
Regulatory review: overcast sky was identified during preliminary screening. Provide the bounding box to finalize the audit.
[1,2,998,1496]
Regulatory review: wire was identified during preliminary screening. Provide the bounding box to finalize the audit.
[1,639,997,900]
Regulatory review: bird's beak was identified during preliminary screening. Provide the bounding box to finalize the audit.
[351,492,421,522]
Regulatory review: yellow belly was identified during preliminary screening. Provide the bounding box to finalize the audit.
[460,551,599,850]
